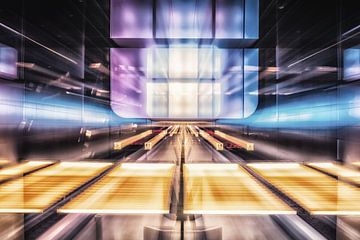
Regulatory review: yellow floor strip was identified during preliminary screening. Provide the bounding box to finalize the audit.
[114,130,153,150]
[0,161,53,182]
[59,163,175,214]
[248,163,360,215]
[184,164,294,215]
[0,161,111,213]
[199,130,223,151]
[144,130,168,150]
[307,162,360,185]
[214,130,254,151]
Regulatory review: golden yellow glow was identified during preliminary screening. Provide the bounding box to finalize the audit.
[0,161,54,182]
[351,162,360,168]
[144,130,168,150]
[169,125,180,136]
[114,130,152,150]
[307,162,360,185]
[59,163,175,214]
[184,164,294,215]
[187,125,199,137]
[199,130,223,151]
[214,130,254,151]
[0,161,112,213]
[0,160,9,167]
[248,162,360,215]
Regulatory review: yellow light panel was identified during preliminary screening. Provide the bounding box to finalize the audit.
[199,130,223,151]
[307,162,360,185]
[248,162,360,215]
[184,164,294,215]
[0,161,112,213]
[214,130,254,151]
[114,130,153,150]
[59,163,175,214]
[0,161,54,182]
[144,130,168,150]
[351,162,360,168]
[0,160,10,167]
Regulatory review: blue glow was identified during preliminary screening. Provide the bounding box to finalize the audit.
[344,47,360,81]
[244,0,259,39]
[217,89,360,129]
[0,93,146,129]
[218,48,259,118]
[244,48,259,117]
[216,0,259,39]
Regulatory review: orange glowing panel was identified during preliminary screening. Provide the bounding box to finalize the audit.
[0,160,10,168]
[0,161,54,182]
[307,162,360,185]
[248,163,360,215]
[0,161,112,213]
[59,163,175,214]
[184,164,294,215]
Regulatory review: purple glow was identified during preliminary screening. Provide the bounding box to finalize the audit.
[0,45,17,79]
[110,48,147,118]
[110,0,153,38]
[155,0,213,39]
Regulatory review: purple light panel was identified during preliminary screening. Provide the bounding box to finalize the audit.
[110,0,153,39]
[0,45,17,79]
[110,48,147,118]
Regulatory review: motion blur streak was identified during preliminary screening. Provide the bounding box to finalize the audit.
[248,163,360,215]
[184,164,294,214]
[59,163,175,214]
[0,161,111,213]
[217,89,360,128]
[307,162,360,185]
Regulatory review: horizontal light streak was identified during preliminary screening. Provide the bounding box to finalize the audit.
[0,22,78,64]
[0,161,111,213]
[199,130,223,151]
[248,162,360,215]
[0,161,54,182]
[307,162,360,185]
[59,163,175,214]
[352,162,360,167]
[0,160,10,167]
[114,130,153,150]
[184,164,294,215]
[214,130,254,151]
[144,130,168,150]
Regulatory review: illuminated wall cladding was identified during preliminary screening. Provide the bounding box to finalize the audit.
[110,0,259,39]
[146,46,219,119]
[110,0,259,118]
[344,47,360,81]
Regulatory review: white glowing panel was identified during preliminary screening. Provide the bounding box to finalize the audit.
[146,82,168,118]
[169,82,198,118]
[199,82,221,118]
[169,48,198,79]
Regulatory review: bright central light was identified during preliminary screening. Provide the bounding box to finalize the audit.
[147,81,220,118]
[169,47,198,78]
[169,82,198,118]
